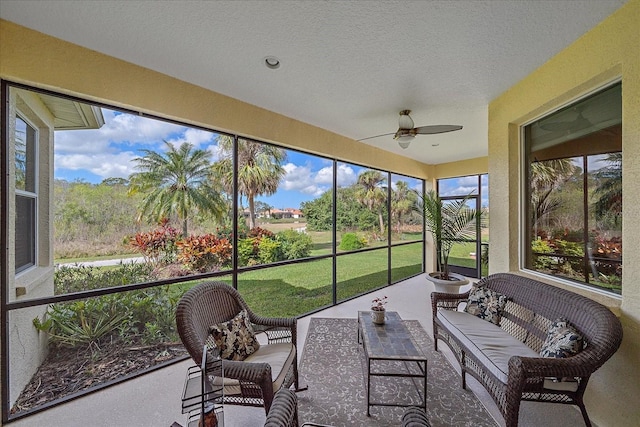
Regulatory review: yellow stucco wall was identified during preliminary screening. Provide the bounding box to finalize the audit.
[488,0,640,425]
[434,157,488,180]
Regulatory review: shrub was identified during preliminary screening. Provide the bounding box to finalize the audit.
[176,234,232,272]
[592,232,621,277]
[258,237,282,264]
[339,233,367,251]
[128,220,179,266]
[248,227,275,239]
[531,238,554,270]
[552,239,584,273]
[237,227,280,265]
[238,238,259,266]
[277,229,313,259]
[33,297,127,352]
[54,262,153,294]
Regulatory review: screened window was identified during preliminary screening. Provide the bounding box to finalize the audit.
[3,83,425,421]
[15,116,37,273]
[524,82,622,294]
[437,174,488,278]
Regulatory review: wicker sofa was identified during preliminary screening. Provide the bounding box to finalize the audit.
[431,273,622,427]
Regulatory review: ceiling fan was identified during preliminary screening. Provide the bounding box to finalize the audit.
[358,110,463,149]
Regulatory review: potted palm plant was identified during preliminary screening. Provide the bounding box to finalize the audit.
[413,190,484,293]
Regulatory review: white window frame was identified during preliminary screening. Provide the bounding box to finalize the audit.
[14,113,39,275]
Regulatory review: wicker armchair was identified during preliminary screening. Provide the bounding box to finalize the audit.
[264,390,430,427]
[264,388,299,427]
[176,281,302,414]
[401,407,431,427]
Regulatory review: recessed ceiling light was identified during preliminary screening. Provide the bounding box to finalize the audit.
[264,56,281,69]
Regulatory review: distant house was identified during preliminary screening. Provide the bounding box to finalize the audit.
[271,208,303,219]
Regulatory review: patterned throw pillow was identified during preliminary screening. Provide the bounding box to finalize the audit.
[540,319,584,358]
[464,285,509,325]
[209,309,260,361]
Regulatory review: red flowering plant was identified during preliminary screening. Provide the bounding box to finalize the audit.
[371,296,388,311]
[176,234,232,273]
[128,218,178,266]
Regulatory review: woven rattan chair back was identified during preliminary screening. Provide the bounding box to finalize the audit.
[176,282,249,365]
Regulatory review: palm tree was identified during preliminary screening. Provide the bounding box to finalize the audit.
[413,190,484,280]
[391,180,415,235]
[529,158,577,232]
[128,141,225,236]
[592,152,622,222]
[213,136,286,229]
[355,170,387,237]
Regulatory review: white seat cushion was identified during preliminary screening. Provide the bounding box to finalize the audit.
[211,342,296,396]
[543,377,579,392]
[438,310,539,383]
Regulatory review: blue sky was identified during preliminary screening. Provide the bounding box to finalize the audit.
[54,108,425,209]
[438,175,489,208]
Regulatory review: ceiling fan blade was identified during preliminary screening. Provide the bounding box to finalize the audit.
[414,125,463,135]
[357,132,396,141]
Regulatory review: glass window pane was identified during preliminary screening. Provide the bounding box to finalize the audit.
[524,82,622,293]
[438,175,479,196]
[336,164,387,249]
[587,153,622,292]
[391,174,422,243]
[527,157,586,282]
[15,195,36,273]
[15,116,37,193]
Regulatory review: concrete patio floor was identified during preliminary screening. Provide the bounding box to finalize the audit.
[9,275,588,427]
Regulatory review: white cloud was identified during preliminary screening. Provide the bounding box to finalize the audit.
[336,164,357,186]
[207,143,223,163]
[55,151,138,179]
[281,163,322,195]
[441,186,478,197]
[456,175,479,186]
[315,166,333,184]
[54,109,186,154]
[52,109,221,181]
[166,128,216,149]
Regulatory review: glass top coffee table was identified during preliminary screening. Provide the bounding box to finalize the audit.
[357,311,428,416]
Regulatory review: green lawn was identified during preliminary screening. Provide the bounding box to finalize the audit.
[171,243,423,318]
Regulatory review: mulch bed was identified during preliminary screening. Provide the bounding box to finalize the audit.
[11,339,188,414]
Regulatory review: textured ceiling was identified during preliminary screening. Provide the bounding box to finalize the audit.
[0,0,627,164]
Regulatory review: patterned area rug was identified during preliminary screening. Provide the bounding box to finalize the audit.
[297,317,497,427]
